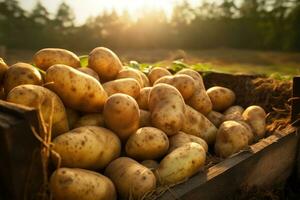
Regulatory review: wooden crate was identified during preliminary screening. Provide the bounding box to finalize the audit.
[0,73,299,200]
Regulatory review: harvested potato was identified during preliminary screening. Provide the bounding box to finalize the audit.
[102,78,140,99]
[116,68,144,87]
[88,47,122,82]
[214,121,249,158]
[45,64,107,112]
[77,67,100,81]
[7,85,69,137]
[182,105,218,145]
[177,69,212,115]
[50,168,116,200]
[154,74,196,100]
[223,105,244,121]
[242,105,266,140]
[148,67,171,85]
[136,87,151,110]
[103,94,140,140]
[52,126,121,169]
[207,86,236,111]
[0,58,8,82]
[139,109,151,127]
[138,71,150,87]
[156,142,206,185]
[74,113,104,128]
[65,108,80,129]
[105,157,156,199]
[33,48,80,70]
[126,127,169,160]
[169,131,208,153]
[141,160,159,170]
[236,120,254,144]
[206,111,224,127]
[149,83,185,135]
[3,62,43,94]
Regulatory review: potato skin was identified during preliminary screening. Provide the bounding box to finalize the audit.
[141,160,159,170]
[103,78,140,99]
[116,68,144,87]
[4,62,43,94]
[136,87,151,110]
[77,67,100,81]
[156,142,206,185]
[138,71,150,87]
[207,86,236,111]
[52,126,121,169]
[177,69,212,115]
[74,113,104,128]
[214,121,249,158]
[206,111,224,127]
[103,94,140,140]
[148,67,171,85]
[139,109,151,127]
[45,64,107,112]
[154,74,196,100]
[149,84,185,136]
[50,168,116,200]
[33,48,80,70]
[182,105,218,145]
[65,108,80,129]
[242,105,266,141]
[126,127,169,160]
[169,131,208,153]
[105,157,156,199]
[223,105,244,121]
[0,58,8,82]
[88,47,123,82]
[7,84,69,137]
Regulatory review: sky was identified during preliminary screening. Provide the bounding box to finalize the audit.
[18,0,205,24]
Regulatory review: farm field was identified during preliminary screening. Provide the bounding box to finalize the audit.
[2,48,300,77]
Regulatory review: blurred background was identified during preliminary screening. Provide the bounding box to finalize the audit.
[0,0,300,75]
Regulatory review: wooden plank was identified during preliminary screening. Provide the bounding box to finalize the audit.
[0,101,42,200]
[157,129,298,200]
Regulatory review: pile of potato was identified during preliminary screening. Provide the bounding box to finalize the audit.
[0,47,266,200]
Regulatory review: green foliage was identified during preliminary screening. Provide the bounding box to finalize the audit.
[79,55,88,68]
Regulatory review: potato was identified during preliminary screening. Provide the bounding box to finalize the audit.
[236,120,254,144]
[74,113,104,128]
[136,87,151,110]
[141,160,159,170]
[169,131,208,153]
[105,157,156,199]
[0,58,8,82]
[116,68,144,87]
[177,69,212,115]
[103,94,140,140]
[3,62,43,94]
[148,67,171,85]
[139,109,151,127]
[242,105,266,140]
[182,105,218,145]
[88,47,123,82]
[52,126,121,169]
[154,74,196,100]
[149,83,185,136]
[156,142,206,185]
[206,111,224,127]
[126,127,169,160]
[50,168,116,200]
[7,85,69,137]
[223,105,244,121]
[65,108,80,129]
[207,86,236,111]
[102,78,140,99]
[33,48,80,70]
[138,71,150,87]
[77,67,100,81]
[214,121,249,158]
[45,64,107,112]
